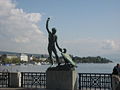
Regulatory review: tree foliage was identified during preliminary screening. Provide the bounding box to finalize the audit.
[73,56,112,63]
[0,55,20,64]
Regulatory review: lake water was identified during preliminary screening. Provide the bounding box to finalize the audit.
[0,63,116,73]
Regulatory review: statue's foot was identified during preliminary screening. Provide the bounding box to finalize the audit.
[57,63,61,66]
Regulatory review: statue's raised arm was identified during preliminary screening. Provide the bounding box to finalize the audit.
[46,17,51,34]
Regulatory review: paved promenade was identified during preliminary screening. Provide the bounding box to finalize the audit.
[0,88,50,90]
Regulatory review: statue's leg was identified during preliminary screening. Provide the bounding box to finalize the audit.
[53,48,61,66]
[48,47,54,65]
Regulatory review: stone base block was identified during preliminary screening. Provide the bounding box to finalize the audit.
[46,67,78,90]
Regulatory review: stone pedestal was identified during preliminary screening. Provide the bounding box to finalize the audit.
[8,72,21,88]
[46,66,78,90]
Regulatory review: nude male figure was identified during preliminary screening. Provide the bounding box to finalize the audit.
[46,18,62,66]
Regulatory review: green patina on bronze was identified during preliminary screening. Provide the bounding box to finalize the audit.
[61,53,76,67]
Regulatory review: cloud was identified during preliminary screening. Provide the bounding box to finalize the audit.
[62,38,101,56]
[0,0,47,53]
[102,40,120,50]
[62,38,120,57]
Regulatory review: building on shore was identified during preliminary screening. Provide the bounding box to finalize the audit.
[6,54,18,59]
[20,53,28,62]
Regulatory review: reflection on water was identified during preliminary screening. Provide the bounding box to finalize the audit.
[0,63,116,73]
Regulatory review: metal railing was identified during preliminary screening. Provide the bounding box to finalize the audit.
[0,72,113,89]
[0,72,9,88]
[78,73,112,90]
[21,72,46,88]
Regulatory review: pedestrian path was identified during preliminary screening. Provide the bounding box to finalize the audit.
[0,88,50,90]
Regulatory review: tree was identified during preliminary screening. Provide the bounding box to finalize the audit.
[11,58,20,64]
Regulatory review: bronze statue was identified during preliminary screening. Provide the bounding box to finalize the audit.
[46,17,62,66]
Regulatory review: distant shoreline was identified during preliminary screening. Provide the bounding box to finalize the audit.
[73,56,113,63]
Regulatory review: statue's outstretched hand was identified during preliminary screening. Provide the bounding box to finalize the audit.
[47,17,50,21]
[62,48,67,53]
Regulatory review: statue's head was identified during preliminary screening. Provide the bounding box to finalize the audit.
[63,48,67,53]
[52,28,56,34]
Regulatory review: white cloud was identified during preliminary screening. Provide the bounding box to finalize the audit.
[62,38,101,56]
[25,13,41,23]
[62,38,120,57]
[14,37,30,43]
[0,0,47,53]
[102,40,120,50]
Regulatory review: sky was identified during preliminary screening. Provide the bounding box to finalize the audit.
[0,0,120,61]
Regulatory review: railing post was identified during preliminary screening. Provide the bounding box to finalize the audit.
[21,72,23,87]
[79,73,81,90]
[8,72,21,88]
[8,73,10,87]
